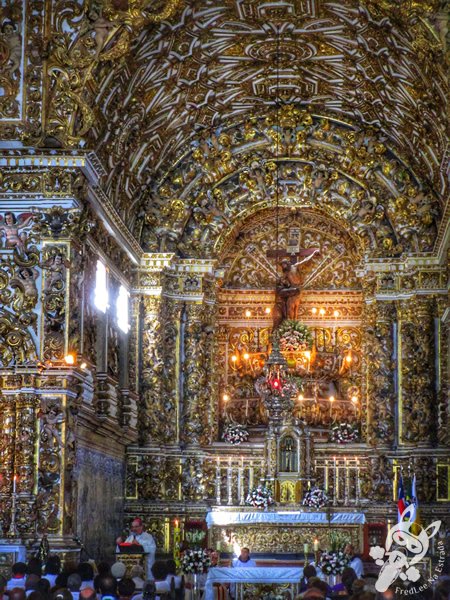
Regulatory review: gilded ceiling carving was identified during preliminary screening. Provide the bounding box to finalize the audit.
[94,0,447,216]
[0,0,447,255]
[138,111,441,259]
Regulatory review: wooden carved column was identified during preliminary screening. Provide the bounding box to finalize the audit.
[398,297,436,446]
[181,299,218,445]
[364,301,396,447]
[136,253,176,445]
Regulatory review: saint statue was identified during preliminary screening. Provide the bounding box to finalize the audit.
[280,435,297,472]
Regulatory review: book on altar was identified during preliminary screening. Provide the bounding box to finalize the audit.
[117,542,145,554]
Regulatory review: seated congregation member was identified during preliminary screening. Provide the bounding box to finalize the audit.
[27,560,43,577]
[129,566,144,592]
[110,564,126,583]
[344,545,363,579]
[165,560,182,590]
[67,574,82,600]
[79,588,97,600]
[28,592,45,600]
[305,578,332,600]
[7,563,28,590]
[94,564,111,592]
[97,576,118,600]
[9,589,27,600]
[43,557,61,588]
[151,561,170,599]
[51,590,73,600]
[36,579,51,600]
[331,567,357,598]
[117,578,135,600]
[231,548,256,568]
[77,564,94,591]
[300,565,317,593]
[25,575,41,597]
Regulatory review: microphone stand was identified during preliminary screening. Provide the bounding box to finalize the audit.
[73,536,92,561]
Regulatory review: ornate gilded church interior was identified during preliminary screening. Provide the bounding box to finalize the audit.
[0,0,449,596]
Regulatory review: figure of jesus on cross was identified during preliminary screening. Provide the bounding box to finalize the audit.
[268,243,319,328]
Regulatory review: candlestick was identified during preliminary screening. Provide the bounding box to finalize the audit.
[215,461,221,505]
[325,460,329,491]
[249,465,254,491]
[344,458,349,505]
[333,457,337,506]
[356,459,360,505]
[227,459,233,506]
[245,399,248,418]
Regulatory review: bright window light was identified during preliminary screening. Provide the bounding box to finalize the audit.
[117,285,130,333]
[94,260,108,313]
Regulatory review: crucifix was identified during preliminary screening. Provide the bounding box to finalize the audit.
[266,228,320,325]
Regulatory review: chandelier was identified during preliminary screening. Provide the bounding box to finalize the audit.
[254,23,300,421]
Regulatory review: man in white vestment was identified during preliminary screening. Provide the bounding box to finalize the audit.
[344,544,364,578]
[116,518,156,576]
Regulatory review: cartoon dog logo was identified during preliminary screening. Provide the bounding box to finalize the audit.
[370,505,441,592]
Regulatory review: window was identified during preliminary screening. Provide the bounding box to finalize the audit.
[94,260,108,312]
[117,285,130,333]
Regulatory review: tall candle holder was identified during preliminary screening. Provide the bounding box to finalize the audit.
[7,475,19,538]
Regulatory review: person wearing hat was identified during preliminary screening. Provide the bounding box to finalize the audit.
[116,519,156,577]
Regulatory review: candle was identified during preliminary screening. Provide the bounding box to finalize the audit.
[13,474,17,494]
[325,460,329,490]
[313,538,319,552]
[303,543,309,555]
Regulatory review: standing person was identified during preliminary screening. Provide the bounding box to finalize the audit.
[231,548,256,568]
[116,518,156,577]
[344,544,364,578]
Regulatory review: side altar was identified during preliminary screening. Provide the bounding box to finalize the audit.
[206,509,365,555]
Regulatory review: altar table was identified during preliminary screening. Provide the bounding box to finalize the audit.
[207,509,365,554]
[206,510,366,527]
[204,567,303,600]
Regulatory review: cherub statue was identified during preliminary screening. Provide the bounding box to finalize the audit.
[1,21,22,76]
[0,212,34,253]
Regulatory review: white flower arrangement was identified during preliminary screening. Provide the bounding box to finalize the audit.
[277,320,313,352]
[245,485,275,509]
[261,594,285,600]
[181,548,212,574]
[222,423,249,445]
[319,550,349,575]
[329,422,359,444]
[302,486,328,508]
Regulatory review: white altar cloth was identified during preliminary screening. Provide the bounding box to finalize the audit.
[204,567,303,600]
[206,510,365,528]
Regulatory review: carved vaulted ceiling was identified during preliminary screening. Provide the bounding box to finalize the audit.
[91,0,448,219]
[1,0,448,253]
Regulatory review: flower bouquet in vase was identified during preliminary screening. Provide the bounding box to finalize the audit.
[181,549,211,599]
[302,486,328,509]
[245,485,275,510]
[222,422,249,445]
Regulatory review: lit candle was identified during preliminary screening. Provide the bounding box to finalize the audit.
[13,474,17,494]
[313,538,319,552]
